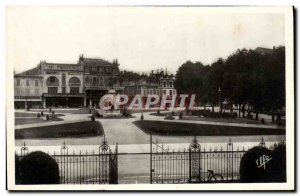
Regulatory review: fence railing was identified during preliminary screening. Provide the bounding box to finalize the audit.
[16,136,268,184]
[16,138,118,184]
[149,136,264,184]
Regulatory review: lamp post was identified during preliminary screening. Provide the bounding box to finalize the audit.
[218,87,222,113]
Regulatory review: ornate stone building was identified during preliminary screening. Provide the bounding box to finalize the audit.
[79,55,123,107]
[122,69,177,107]
[40,60,84,108]
[14,55,123,108]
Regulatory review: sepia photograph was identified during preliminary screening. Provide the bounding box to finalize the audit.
[6,6,294,191]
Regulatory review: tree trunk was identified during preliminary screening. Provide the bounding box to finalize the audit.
[242,103,245,118]
[272,108,275,123]
[238,103,241,117]
[230,103,233,114]
[212,104,215,113]
[255,109,259,121]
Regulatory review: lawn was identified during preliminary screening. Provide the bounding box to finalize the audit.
[15,118,46,125]
[133,120,285,136]
[15,121,104,139]
[21,108,91,114]
[14,112,65,125]
[15,112,38,118]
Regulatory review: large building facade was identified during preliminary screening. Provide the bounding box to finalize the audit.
[40,60,84,108]
[14,55,123,109]
[122,69,177,107]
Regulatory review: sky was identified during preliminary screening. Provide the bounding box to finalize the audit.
[7,7,285,74]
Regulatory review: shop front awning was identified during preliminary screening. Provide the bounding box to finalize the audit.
[14,96,42,101]
[43,93,85,98]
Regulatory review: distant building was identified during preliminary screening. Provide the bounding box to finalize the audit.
[39,60,84,108]
[254,47,274,55]
[14,55,123,109]
[123,69,177,107]
[14,67,43,109]
[79,55,123,107]
[161,73,176,96]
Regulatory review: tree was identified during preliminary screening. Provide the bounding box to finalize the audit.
[175,61,210,106]
[174,46,286,120]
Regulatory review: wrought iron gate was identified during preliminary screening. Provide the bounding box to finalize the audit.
[16,138,118,184]
[150,135,247,184]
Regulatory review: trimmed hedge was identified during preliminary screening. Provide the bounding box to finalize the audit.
[191,110,237,118]
[15,121,104,139]
[133,120,285,136]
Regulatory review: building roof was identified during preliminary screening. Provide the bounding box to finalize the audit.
[45,62,79,66]
[79,54,119,66]
[254,47,274,55]
[15,66,42,77]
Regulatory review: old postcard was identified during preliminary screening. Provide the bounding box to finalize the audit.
[6,6,294,191]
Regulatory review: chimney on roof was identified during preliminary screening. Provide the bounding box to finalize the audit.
[79,54,84,61]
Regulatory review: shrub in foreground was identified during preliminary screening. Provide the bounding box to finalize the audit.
[16,151,59,184]
[240,146,273,182]
[270,142,286,182]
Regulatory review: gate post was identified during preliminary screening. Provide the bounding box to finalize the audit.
[189,136,201,183]
[188,148,191,182]
[150,133,153,184]
[109,143,118,184]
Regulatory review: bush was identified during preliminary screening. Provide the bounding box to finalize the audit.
[171,111,175,116]
[37,113,40,118]
[46,115,50,121]
[246,112,253,119]
[141,114,144,121]
[122,108,131,117]
[52,111,55,115]
[41,111,44,116]
[157,110,160,115]
[91,115,95,121]
[261,118,265,124]
[275,114,283,126]
[179,112,183,119]
[191,109,210,117]
[270,142,286,182]
[191,110,237,118]
[240,146,273,182]
[165,115,175,120]
[16,151,59,184]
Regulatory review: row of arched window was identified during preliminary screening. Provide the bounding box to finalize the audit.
[46,76,81,86]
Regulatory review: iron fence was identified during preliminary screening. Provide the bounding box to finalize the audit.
[16,136,267,184]
[16,138,118,184]
[149,136,263,184]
